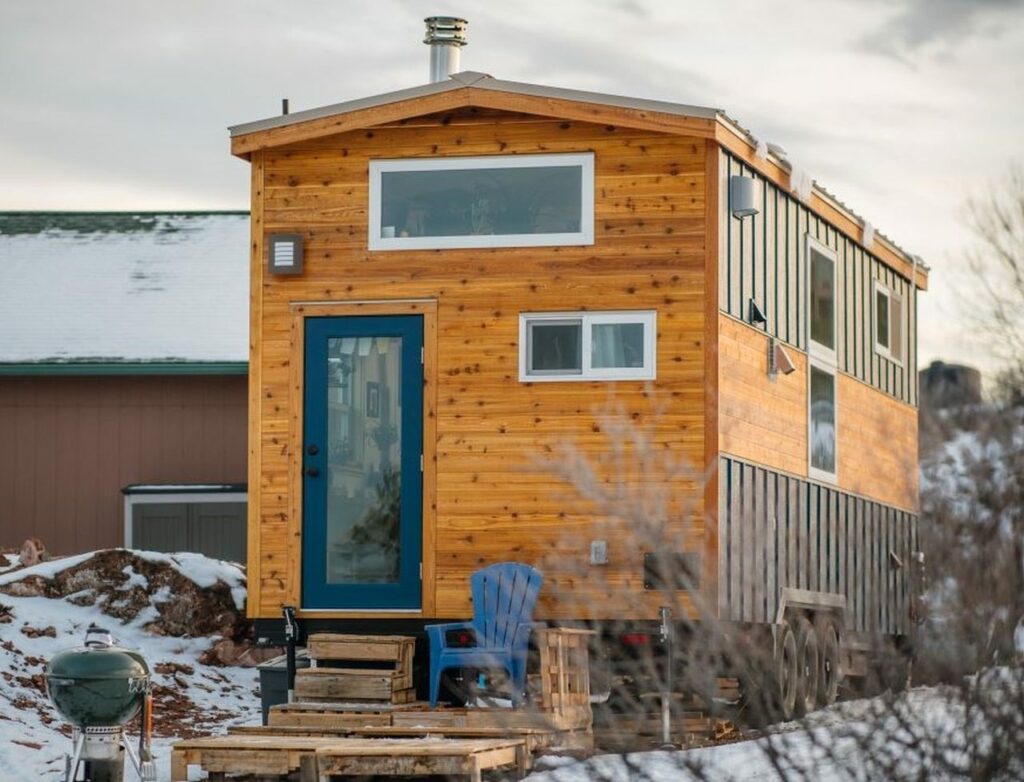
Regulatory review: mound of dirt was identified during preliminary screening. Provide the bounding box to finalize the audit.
[0,549,276,666]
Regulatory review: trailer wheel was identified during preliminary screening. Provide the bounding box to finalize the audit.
[794,616,819,717]
[772,620,799,722]
[817,618,841,706]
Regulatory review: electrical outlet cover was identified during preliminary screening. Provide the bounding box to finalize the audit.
[590,539,608,565]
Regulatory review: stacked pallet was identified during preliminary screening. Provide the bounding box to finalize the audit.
[294,633,416,704]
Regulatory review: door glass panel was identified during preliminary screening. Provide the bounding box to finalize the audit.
[325,335,403,584]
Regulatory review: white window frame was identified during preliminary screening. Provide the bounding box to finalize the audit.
[807,358,839,484]
[519,310,657,382]
[873,280,904,365]
[368,152,595,251]
[806,235,838,366]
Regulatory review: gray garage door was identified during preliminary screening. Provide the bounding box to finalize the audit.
[132,502,246,563]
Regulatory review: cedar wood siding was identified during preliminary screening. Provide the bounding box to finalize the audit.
[249,107,711,621]
[0,375,247,553]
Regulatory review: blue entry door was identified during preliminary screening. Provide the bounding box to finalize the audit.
[302,315,423,609]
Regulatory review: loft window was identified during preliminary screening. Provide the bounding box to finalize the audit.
[519,311,656,382]
[874,281,904,364]
[809,362,837,481]
[808,238,837,364]
[368,153,594,250]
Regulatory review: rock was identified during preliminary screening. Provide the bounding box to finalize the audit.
[18,539,47,567]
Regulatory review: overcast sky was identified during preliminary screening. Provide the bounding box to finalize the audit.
[2,0,1022,375]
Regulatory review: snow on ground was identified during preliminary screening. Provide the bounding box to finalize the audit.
[529,674,1024,781]
[0,550,262,781]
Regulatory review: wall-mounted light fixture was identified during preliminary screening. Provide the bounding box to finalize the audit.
[267,234,303,276]
[768,337,796,380]
[729,175,759,219]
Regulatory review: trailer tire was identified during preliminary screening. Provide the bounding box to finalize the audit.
[794,616,819,718]
[817,618,841,706]
[771,620,799,723]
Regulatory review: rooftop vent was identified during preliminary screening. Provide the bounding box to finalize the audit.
[424,16,468,83]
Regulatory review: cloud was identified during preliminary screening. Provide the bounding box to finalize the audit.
[860,0,1024,57]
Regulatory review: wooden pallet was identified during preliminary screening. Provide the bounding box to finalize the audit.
[269,700,426,729]
[170,734,527,782]
[316,737,527,782]
[536,628,594,720]
[303,633,417,704]
[295,667,415,703]
[307,633,415,666]
[170,735,337,781]
[229,722,589,756]
[391,703,592,732]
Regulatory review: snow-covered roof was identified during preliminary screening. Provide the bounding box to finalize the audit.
[0,212,249,371]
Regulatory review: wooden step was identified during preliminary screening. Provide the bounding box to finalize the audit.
[269,700,427,729]
[307,633,415,667]
[294,666,414,703]
[170,735,529,782]
[316,737,528,781]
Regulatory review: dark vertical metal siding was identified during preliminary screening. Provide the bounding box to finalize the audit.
[0,374,248,553]
[718,456,915,635]
[719,150,916,405]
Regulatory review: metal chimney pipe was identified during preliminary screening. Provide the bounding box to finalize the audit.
[424,16,468,83]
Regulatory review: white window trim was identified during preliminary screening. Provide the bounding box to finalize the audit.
[518,310,657,382]
[123,491,247,548]
[807,358,839,484]
[873,279,904,366]
[368,152,595,251]
[806,235,838,366]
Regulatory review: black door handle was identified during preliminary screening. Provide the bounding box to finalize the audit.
[305,466,320,477]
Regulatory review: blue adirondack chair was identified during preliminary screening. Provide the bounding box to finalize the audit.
[426,562,544,708]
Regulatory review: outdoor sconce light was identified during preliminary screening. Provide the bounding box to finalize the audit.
[748,298,767,328]
[768,337,796,379]
[729,175,759,218]
[267,234,304,275]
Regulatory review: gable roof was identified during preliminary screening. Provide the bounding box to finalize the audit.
[230,71,722,141]
[228,71,928,288]
[0,212,249,373]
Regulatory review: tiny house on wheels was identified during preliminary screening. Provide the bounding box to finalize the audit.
[232,18,927,716]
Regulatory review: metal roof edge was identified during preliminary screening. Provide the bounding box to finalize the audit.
[228,72,721,138]
[122,483,248,495]
[468,76,721,120]
[228,79,463,137]
[0,361,249,377]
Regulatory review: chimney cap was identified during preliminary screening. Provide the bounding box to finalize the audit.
[424,16,468,47]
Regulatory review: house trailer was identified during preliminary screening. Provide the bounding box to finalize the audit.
[232,20,926,715]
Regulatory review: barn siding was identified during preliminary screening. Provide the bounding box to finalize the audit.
[719,150,917,406]
[0,375,248,553]
[718,455,916,635]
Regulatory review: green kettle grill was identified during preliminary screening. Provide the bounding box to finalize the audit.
[45,625,156,782]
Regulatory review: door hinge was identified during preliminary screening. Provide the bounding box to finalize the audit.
[419,562,423,580]
[420,453,424,472]
[421,346,424,364]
